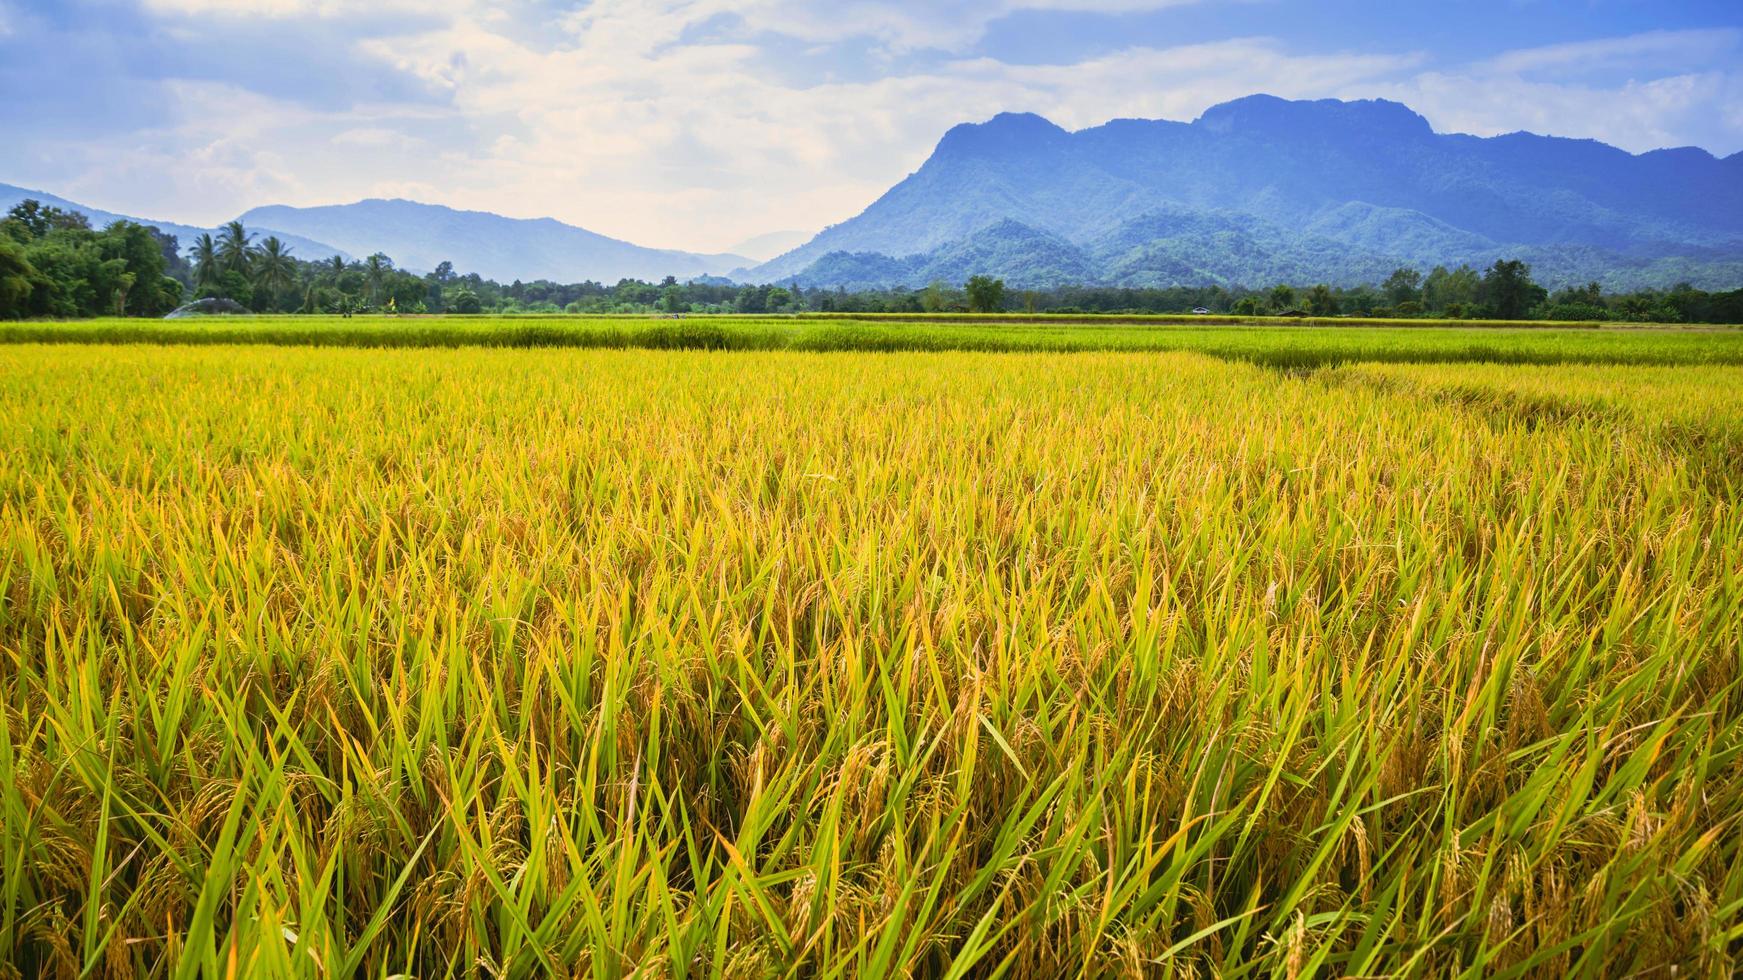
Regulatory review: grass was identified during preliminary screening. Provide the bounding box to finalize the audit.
[1,341,1740,976]
[2,314,1742,368]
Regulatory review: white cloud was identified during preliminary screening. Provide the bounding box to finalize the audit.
[1380,69,1743,153]
[332,127,424,148]
[1478,28,1740,77]
[344,4,1423,249]
[8,5,1742,257]
[1373,30,1743,153]
[686,0,1205,50]
[140,0,461,17]
[142,0,1209,48]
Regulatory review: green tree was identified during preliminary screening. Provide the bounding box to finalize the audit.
[191,233,221,292]
[6,199,90,238]
[0,239,40,318]
[1382,267,1422,307]
[921,280,949,313]
[97,221,181,316]
[1542,281,1608,321]
[1422,264,1478,312]
[1307,284,1339,316]
[364,253,391,307]
[218,220,254,278]
[733,285,768,314]
[1268,284,1296,312]
[1479,259,1544,320]
[253,237,296,311]
[447,288,482,314]
[18,236,101,316]
[965,275,1005,313]
[206,270,253,308]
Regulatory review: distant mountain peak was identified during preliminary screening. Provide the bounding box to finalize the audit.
[0,181,349,262]
[1195,94,1433,139]
[935,111,1071,158]
[976,216,1049,235]
[749,93,1743,291]
[239,198,749,281]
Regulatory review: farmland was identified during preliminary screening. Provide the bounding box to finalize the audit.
[4,313,1743,367]
[1,324,1741,976]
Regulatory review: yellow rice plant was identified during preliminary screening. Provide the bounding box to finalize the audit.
[0,345,1738,977]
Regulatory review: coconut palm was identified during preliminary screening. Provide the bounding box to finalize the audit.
[218,220,254,278]
[253,236,296,311]
[363,253,390,308]
[191,233,220,291]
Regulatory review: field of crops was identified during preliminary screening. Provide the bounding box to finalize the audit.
[2,335,1741,976]
[4,314,1743,368]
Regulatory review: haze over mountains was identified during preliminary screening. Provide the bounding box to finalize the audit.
[8,95,1742,291]
[0,186,749,284]
[750,95,1743,291]
[0,183,350,264]
[727,230,817,264]
[240,200,749,283]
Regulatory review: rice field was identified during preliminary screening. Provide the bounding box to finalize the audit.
[1,338,1740,977]
[4,314,1743,368]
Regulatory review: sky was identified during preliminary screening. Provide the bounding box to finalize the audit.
[2,0,1740,254]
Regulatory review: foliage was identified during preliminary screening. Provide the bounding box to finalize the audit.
[5,198,1741,323]
[1480,259,1549,320]
[965,274,1005,313]
[252,237,297,309]
[2,198,90,238]
[0,202,181,318]
[1381,266,1422,306]
[218,220,254,278]
[0,240,41,318]
[447,288,483,314]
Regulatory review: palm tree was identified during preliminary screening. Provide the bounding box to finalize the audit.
[218,220,254,278]
[363,253,390,308]
[327,254,346,280]
[112,271,136,316]
[253,236,296,311]
[191,233,220,291]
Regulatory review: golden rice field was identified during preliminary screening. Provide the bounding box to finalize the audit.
[1,342,1741,977]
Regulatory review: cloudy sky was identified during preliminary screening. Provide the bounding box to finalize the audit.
[3,0,1740,253]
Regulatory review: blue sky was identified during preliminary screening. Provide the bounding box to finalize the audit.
[2,0,1739,252]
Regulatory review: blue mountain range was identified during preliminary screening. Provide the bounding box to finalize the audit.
[746,95,1743,290]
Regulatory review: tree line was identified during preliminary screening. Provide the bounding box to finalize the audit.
[3,202,1741,323]
[0,201,185,318]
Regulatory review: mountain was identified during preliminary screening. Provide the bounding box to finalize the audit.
[1,183,347,262]
[727,230,815,263]
[749,96,1743,290]
[791,220,1099,290]
[5,184,754,283]
[240,199,749,282]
